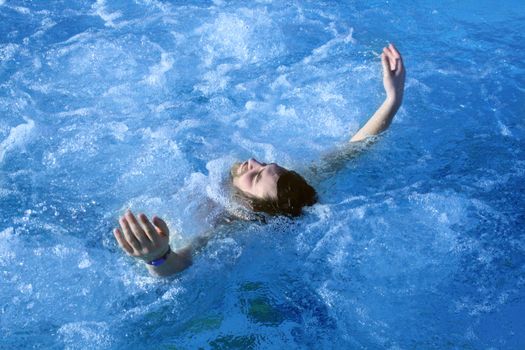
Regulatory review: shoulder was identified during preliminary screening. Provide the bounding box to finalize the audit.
[307,139,374,181]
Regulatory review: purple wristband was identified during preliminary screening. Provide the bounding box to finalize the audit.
[147,247,171,266]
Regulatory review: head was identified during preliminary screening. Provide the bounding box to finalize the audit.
[231,158,317,217]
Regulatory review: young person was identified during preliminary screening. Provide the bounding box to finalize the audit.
[113,44,405,277]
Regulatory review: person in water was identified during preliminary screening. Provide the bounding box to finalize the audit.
[113,44,405,277]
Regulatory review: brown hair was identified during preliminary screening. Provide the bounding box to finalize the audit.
[234,170,317,217]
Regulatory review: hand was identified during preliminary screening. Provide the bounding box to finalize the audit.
[113,210,170,262]
[381,43,405,104]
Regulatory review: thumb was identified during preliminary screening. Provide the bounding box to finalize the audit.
[152,216,169,237]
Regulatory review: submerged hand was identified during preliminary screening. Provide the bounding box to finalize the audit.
[381,43,405,104]
[113,210,170,262]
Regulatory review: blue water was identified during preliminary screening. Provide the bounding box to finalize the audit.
[1,0,524,349]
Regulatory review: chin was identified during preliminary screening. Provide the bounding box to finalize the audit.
[230,162,241,178]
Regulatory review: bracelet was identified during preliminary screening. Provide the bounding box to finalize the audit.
[147,247,171,266]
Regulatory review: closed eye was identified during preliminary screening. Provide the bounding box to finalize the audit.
[253,169,263,184]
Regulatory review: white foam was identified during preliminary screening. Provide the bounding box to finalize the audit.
[161,285,185,301]
[232,132,280,163]
[245,100,258,111]
[0,118,35,163]
[78,257,92,269]
[52,244,72,258]
[270,74,292,90]
[58,321,112,348]
[143,52,174,86]
[276,104,298,118]
[0,228,17,266]
[31,18,57,39]
[59,31,93,48]
[56,108,95,118]
[92,0,122,28]
[108,122,129,141]
[0,188,14,198]
[196,9,284,66]
[310,109,345,138]
[302,28,356,65]
[12,6,30,15]
[32,57,42,69]
[197,13,251,65]
[194,64,240,95]
[407,192,467,254]
[207,237,243,266]
[205,156,236,207]
[0,43,19,62]
[316,82,346,103]
[0,227,14,239]
[173,119,203,133]
[18,283,33,295]
[497,120,512,136]
[317,281,337,308]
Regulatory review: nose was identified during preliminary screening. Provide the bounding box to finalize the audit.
[247,158,260,170]
[247,158,267,170]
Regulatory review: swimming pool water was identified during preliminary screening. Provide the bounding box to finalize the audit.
[1,0,524,349]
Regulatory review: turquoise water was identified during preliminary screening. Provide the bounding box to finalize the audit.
[1,0,524,349]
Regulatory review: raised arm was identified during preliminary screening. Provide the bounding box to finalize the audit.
[113,211,192,277]
[350,44,405,142]
[309,44,406,180]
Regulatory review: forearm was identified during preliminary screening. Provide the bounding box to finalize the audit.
[350,44,405,142]
[350,96,401,142]
[146,245,192,277]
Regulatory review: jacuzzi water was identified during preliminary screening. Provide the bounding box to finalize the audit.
[1,0,524,349]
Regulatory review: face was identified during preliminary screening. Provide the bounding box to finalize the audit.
[231,158,286,200]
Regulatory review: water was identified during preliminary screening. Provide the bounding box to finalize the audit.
[1,0,524,349]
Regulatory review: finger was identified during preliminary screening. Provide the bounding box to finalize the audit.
[393,55,404,77]
[113,228,134,255]
[119,216,141,251]
[138,213,159,243]
[383,47,396,71]
[381,52,391,76]
[152,216,169,237]
[389,43,404,76]
[395,58,405,76]
[389,43,401,59]
[126,210,151,245]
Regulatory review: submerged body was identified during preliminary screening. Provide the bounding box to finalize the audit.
[114,44,406,277]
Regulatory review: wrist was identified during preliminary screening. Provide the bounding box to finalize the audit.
[385,94,402,108]
[142,246,171,265]
[145,246,193,277]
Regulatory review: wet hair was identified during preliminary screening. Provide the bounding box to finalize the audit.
[234,170,317,217]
